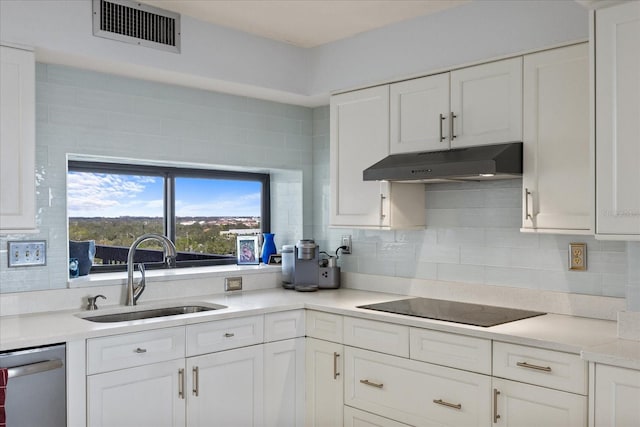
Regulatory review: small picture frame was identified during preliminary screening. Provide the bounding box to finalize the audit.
[268,254,282,265]
[237,236,259,265]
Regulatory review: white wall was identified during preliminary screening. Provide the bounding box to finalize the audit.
[308,0,588,95]
[0,0,588,105]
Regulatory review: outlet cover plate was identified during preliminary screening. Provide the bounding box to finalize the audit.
[8,240,47,267]
[569,243,587,271]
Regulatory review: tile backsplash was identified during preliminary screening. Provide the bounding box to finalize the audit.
[1,68,637,312]
[0,64,312,293]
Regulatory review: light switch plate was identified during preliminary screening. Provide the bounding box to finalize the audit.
[569,243,586,271]
[8,240,47,267]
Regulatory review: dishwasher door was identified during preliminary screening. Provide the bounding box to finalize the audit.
[0,343,66,427]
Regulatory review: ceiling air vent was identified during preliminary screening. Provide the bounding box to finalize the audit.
[92,0,181,53]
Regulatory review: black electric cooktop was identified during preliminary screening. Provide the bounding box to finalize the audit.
[358,297,545,327]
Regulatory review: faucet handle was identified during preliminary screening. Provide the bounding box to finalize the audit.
[87,294,106,311]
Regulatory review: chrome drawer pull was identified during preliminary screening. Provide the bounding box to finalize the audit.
[439,113,446,142]
[433,399,462,410]
[178,368,185,399]
[134,347,147,353]
[493,388,501,423]
[193,366,199,396]
[224,332,235,338]
[360,379,383,389]
[516,361,552,372]
[333,352,340,379]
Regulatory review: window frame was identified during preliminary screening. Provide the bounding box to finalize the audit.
[68,161,271,272]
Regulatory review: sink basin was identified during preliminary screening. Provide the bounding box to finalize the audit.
[81,304,227,323]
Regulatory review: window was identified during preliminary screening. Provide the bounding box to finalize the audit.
[68,161,270,272]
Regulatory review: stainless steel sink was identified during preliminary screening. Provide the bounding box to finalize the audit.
[81,304,227,323]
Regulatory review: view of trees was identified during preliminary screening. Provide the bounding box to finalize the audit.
[69,217,260,263]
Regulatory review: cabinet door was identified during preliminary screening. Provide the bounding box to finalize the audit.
[492,378,586,427]
[87,359,185,427]
[306,338,344,427]
[389,73,450,154]
[186,345,264,427]
[594,364,640,427]
[330,86,390,227]
[264,338,305,427]
[450,57,523,148]
[595,2,640,237]
[522,44,591,233]
[0,45,36,232]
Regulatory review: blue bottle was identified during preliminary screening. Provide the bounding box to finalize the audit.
[261,233,276,264]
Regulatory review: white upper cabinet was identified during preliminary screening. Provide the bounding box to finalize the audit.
[595,1,640,239]
[0,45,36,233]
[450,57,523,148]
[521,43,591,233]
[389,57,523,155]
[389,73,450,154]
[330,86,425,229]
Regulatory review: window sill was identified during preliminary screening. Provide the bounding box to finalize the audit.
[67,264,281,288]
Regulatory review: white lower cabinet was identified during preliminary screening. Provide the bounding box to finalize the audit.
[264,338,305,427]
[186,345,264,427]
[306,338,344,427]
[87,358,185,427]
[344,406,411,427]
[492,378,587,427]
[344,346,491,426]
[593,364,640,427]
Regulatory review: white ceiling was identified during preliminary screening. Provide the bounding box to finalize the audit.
[139,0,470,48]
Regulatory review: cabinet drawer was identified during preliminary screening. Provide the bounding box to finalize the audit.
[410,328,492,375]
[344,317,409,358]
[344,406,411,427]
[87,327,185,374]
[493,342,587,394]
[187,315,264,357]
[344,347,491,427]
[306,310,343,343]
[264,310,305,342]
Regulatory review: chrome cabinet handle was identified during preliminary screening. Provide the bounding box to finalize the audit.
[333,352,340,379]
[6,359,63,379]
[224,332,235,338]
[449,112,457,140]
[360,379,383,389]
[192,366,199,396]
[516,361,552,372]
[439,114,446,142]
[524,188,533,221]
[134,347,147,353]
[493,388,501,423]
[433,399,462,410]
[178,368,185,399]
[379,194,386,219]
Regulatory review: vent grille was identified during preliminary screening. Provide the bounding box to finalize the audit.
[92,0,180,53]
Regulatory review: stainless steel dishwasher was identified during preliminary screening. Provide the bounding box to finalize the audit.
[0,343,66,427]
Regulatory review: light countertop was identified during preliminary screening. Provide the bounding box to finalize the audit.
[1,288,638,370]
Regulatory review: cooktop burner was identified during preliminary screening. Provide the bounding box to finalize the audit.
[358,297,545,327]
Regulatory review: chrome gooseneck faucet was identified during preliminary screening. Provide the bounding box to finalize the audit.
[126,233,177,306]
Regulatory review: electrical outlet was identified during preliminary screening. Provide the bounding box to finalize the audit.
[225,276,243,291]
[569,243,587,271]
[8,241,47,267]
[341,235,352,254]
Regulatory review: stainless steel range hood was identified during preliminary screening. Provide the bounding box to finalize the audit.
[363,142,523,183]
